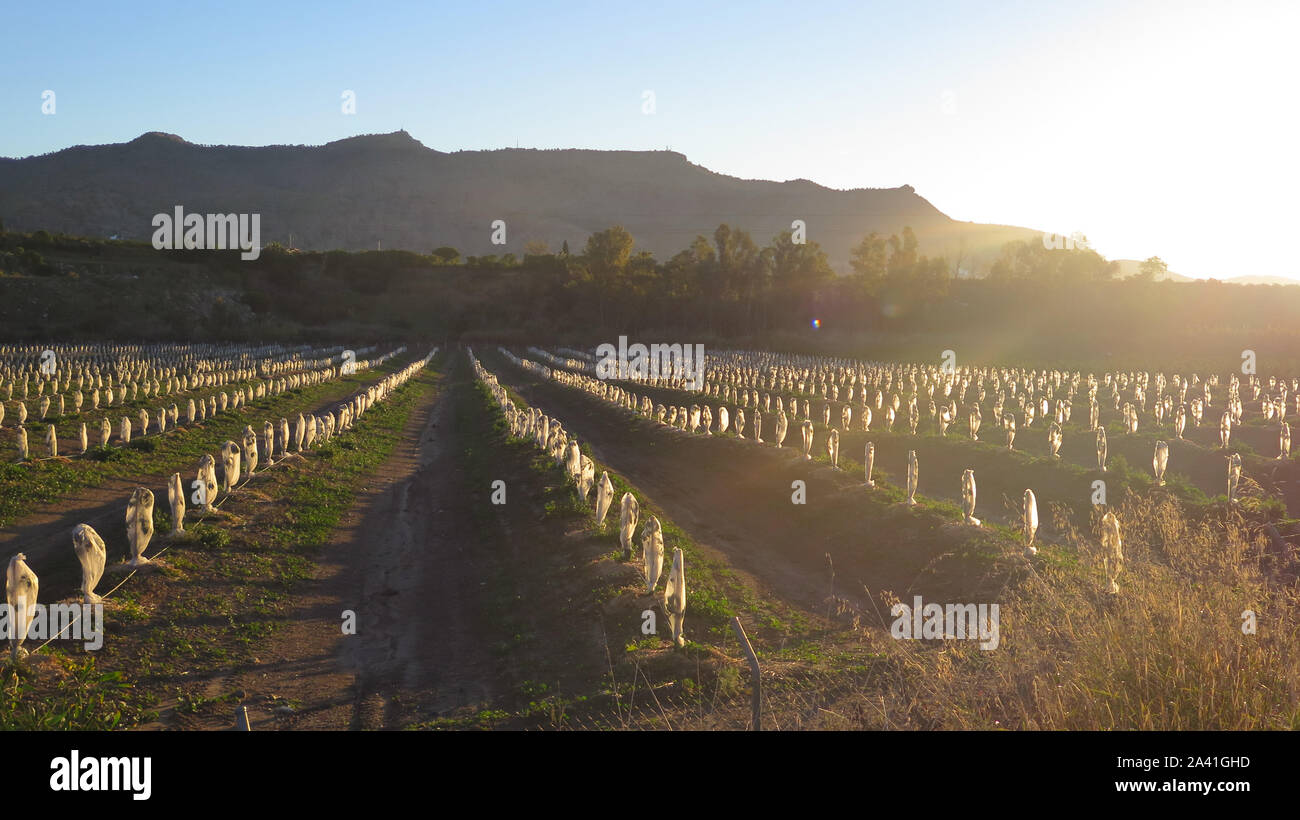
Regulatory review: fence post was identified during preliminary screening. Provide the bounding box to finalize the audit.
[731,616,761,731]
[235,706,251,731]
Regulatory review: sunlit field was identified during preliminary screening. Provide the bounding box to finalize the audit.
[1,316,1296,732]
[4,12,1299,811]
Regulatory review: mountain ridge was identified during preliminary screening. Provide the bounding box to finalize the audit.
[0,130,1042,271]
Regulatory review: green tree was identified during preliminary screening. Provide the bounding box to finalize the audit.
[624,250,660,332]
[659,237,713,330]
[765,229,834,329]
[581,225,636,327]
[709,224,760,333]
[850,231,888,294]
[430,246,460,264]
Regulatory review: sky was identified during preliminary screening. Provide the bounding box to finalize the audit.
[3,0,1297,279]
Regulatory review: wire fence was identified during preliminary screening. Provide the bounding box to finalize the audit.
[552,663,878,731]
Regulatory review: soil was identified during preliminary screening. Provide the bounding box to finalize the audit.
[479,348,1010,615]
[182,351,628,729]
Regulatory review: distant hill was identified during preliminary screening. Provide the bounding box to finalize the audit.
[1112,259,1297,285]
[0,131,1041,272]
[1222,275,1299,286]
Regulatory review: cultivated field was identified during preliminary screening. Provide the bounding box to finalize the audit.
[2,340,1295,729]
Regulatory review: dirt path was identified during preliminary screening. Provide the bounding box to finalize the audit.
[339,352,502,728]
[188,351,614,730]
[181,357,467,728]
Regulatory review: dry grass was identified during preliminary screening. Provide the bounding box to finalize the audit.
[834,489,1299,729]
[568,487,1300,730]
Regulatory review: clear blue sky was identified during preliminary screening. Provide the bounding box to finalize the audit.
[3,0,1296,279]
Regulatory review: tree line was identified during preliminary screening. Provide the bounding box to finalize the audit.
[415,224,1141,336]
